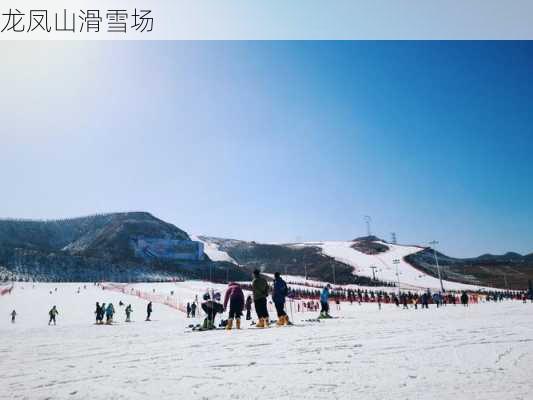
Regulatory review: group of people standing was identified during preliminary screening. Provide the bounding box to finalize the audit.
[195,270,301,331]
[94,301,152,325]
[95,302,116,324]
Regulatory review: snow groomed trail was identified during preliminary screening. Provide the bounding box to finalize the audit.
[2,283,533,400]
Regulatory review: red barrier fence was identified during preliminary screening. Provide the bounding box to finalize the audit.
[0,285,14,296]
[100,283,188,313]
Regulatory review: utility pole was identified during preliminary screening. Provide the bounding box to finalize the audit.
[429,240,444,292]
[370,265,378,281]
[391,232,397,245]
[304,264,308,280]
[503,273,508,290]
[393,259,401,296]
[364,215,372,237]
[332,263,336,285]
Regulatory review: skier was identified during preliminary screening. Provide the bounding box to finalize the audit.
[245,295,253,320]
[319,284,332,318]
[252,269,270,328]
[200,292,224,330]
[11,309,17,323]
[191,302,197,318]
[125,304,133,322]
[95,302,103,324]
[272,272,290,326]
[461,291,469,307]
[421,293,429,309]
[393,294,400,307]
[223,282,245,330]
[99,303,106,323]
[186,302,191,318]
[48,306,59,325]
[146,301,153,321]
[105,303,115,324]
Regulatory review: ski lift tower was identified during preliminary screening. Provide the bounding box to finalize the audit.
[393,259,401,296]
[429,240,444,292]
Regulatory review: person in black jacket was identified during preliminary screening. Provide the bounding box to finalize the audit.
[272,272,290,325]
[95,302,102,325]
[245,295,253,320]
[200,292,224,330]
[146,301,153,321]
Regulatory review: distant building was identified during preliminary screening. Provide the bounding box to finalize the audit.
[133,238,205,261]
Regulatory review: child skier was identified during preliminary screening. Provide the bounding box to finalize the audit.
[48,306,59,325]
[105,303,115,324]
[223,282,245,330]
[200,292,224,330]
[125,304,133,322]
[245,295,253,320]
[11,310,17,323]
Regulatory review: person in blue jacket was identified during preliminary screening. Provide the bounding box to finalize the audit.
[105,303,115,325]
[319,284,332,318]
[272,272,290,326]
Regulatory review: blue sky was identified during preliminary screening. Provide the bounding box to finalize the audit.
[1,41,532,257]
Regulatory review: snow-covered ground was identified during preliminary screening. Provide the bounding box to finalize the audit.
[2,282,532,400]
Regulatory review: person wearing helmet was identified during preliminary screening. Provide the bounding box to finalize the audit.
[252,269,270,328]
[200,292,224,330]
[223,282,245,330]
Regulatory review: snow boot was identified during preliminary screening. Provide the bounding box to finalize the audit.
[236,319,241,329]
[255,318,265,328]
[276,317,284,326]
[226,319,233,330]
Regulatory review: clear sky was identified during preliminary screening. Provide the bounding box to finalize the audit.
[1,41,532,257]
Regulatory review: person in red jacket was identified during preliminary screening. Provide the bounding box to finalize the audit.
[223,282,245,330]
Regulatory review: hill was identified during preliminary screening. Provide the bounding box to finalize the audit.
[405,249,533,290]
[0,213,249,283]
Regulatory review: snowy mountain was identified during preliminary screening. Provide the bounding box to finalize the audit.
[197,236,533,290]
[0,213,248,283]
[197,235,391,287]
[2,212,531,289]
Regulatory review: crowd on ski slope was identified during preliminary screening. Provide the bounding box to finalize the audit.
[6,273,533,326]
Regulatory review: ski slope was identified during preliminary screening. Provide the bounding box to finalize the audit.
[2,282,533,400]
[192,235,237,264]
[294,241,485,291]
